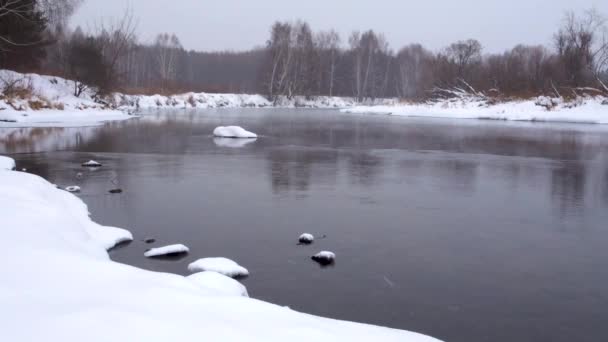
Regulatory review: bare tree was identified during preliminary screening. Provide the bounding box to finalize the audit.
[445,39,482,80]
[154,33,182,92]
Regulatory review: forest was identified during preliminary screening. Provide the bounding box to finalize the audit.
[1,0,607,101]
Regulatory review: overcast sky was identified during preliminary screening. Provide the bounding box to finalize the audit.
[71,0,608,53]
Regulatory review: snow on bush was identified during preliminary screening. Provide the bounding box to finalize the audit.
[0,157,441,341]
[188,271,249,297]
[213,126,258,139]
[188,257,249,278]
[144,244,190,258]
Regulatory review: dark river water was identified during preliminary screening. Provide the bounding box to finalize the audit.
[2,109,608,342]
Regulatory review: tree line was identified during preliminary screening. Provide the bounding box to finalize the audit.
[1,0,607,100]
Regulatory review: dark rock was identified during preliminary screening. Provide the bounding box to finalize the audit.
[109,189,123,194]
[144,238,156,244]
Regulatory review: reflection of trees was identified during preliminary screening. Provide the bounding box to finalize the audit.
[347,152,383,187]
[551,162,586,218]
[267,148,338,194]
[427,159,480,195]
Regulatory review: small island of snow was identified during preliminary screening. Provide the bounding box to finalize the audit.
[188,257,249,278]
[144,244,190,258]
[213,126,258,139]
[188,271,249,297]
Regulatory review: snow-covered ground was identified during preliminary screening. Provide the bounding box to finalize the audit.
[0,155,15,170]
[0,156,441,342]
[342,97,608,124]
[0,70,133,127]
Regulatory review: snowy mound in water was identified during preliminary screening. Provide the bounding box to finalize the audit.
[82,160,102,167]
[0,156,16,170]
[144,244,190,257]
[65,186,81,193]
[213,126,258,139]
[213,137,257,148]
[299,233,315,244]
[188,271,249,297]
[312,251,336,265]
[0,155,442,342]
[188,257,249,278]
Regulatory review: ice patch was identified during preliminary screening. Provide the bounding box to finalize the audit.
[144,244,190,258]
[188,271,249,297]
[188,257,249,278]
[213,126,258,139]
[0,156,16,170]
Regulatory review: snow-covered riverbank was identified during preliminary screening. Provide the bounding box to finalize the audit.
[3,69,606,127]
[342,96,608,124]
[0,156,440,342]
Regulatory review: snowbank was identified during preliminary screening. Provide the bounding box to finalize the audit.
[0,156,441,342]
[213,126,258,138]
[188,257,250,278]
[0,156,15,170]
[342,96,608,124]
[0,70,133,127]
[188,271,249,297]
[144,244,190,258]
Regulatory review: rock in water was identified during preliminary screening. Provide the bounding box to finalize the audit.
[65,186,81,193]
[82,160,102,168]
[144,244,189,258]
[144,238,156,244]
[109,189,123,194]
[188,257,249,278]
[213,126,257,139]
[312,251,336,266]
[298,233,314,244]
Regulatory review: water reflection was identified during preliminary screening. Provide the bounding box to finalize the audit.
[2,109,608,342]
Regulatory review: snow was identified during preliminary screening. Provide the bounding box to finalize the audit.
[144,244,190,258]
[214,137,257,148]
[0,70,134,127]
[299,233,315,244]
[188,271,249,297]
[0,156,440,341]
[342,96,608,124]
[188,257,250,278]
[312,251,336,265]
[82,160,102,167]
[65,185,81,193]
[213,126,258,139]
[0,156,15,170]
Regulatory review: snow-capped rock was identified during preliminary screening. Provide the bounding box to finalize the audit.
[144,244,190,258]
[312,251,336,265]
[188,257,249,278]
[299,233,314,244]
[188,271,249,297]
[81,160,102,168]
[213,137,257,148]
[65,186,81,193]
[213,126,257,139]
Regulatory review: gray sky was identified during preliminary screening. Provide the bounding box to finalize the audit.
[71,0,608,53]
